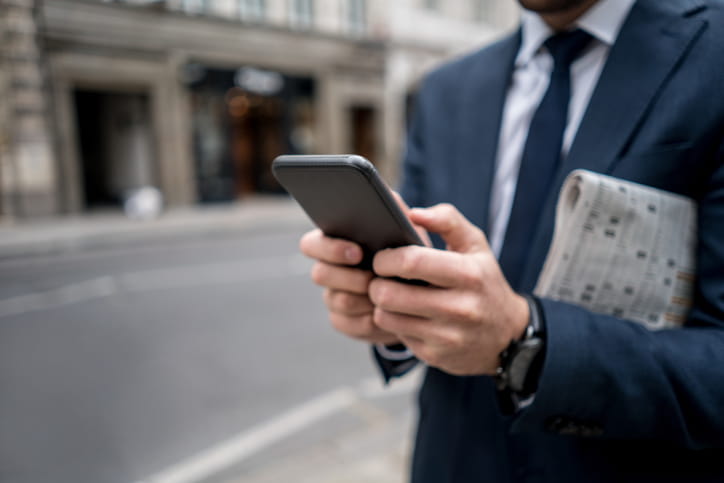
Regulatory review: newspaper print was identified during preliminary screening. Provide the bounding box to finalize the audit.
[534,170,697,329]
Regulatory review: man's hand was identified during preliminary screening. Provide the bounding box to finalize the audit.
[299,229,400,345]
[299,191,429,347]
[369,203,530,376]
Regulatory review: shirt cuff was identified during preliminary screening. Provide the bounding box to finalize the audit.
[374,343,416,361]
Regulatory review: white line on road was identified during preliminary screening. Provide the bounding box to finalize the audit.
[138,371,422,483]
[0,254,312,318]
[141,387,359,483]
[0,276,118,318]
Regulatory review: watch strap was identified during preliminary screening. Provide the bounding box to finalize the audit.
[495,295,546,397]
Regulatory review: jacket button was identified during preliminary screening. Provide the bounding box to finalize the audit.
[545,416,603,437]
[579,423,604,437]
[545,415,568,432]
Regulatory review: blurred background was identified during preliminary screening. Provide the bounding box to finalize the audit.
[0,0,519,481]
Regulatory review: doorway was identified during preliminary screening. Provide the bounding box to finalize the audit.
[349,105,377,164]
[73,89,156,210]
[188,67,317,202]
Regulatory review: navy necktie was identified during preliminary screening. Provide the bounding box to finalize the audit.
[498,29,593,290]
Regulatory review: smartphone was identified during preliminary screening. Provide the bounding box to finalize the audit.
[272,154,423,270]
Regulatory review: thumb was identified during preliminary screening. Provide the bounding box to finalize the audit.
[390,190,432,247]
[409,203,490,254]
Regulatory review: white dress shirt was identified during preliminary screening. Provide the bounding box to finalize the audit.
[488,0,635,258]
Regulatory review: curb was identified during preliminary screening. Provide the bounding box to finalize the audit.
[0,197,310,260]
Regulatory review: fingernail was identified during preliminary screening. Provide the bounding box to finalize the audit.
[345,246,360,262]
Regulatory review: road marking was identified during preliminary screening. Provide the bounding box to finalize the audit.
[141,387,359,483]
[139,371,422,483]
[0,276,118,318]
[118,254,310,293]
[0,254,311,318]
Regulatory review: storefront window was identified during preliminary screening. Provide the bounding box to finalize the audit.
[188,66,316,202]
[347,0,366,35]
[181,0,208,14]
[238,0,265,22]
[289,0,314,29]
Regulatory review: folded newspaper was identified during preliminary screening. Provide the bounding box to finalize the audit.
[534,170,697,329]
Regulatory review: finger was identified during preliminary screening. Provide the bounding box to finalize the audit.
[374,245,491,289]
[373,306,431,341]
[397,335,436,366]
[369,278,477,321]
[300,229,363,265]
[409,204,490,254]
[311,262,373,294]
[323,289,374,316]
[329,312,399,345]
[398,334,425,347]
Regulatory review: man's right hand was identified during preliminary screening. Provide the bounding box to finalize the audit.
[299,229,401,345]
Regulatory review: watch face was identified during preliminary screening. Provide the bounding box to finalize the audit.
[508,339,544,393]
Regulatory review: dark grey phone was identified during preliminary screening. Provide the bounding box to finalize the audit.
[272,154,423,270]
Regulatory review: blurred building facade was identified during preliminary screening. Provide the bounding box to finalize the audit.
[0,0,518,219]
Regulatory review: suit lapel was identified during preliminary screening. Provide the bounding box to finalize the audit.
[518,0,708,291]
[561,0,707,179]
[453,32,520,233]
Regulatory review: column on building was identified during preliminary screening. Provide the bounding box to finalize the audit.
[0,0,58,218]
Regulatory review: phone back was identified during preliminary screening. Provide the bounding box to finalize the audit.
[272,155,422,267]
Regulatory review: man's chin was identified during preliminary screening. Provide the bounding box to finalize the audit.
[518,0,592,14]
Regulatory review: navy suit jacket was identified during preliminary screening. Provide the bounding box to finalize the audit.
[390,0,724,481]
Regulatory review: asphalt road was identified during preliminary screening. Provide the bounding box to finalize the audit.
[0,218,415,483]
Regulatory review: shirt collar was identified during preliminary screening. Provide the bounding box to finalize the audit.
[516,0,636,67]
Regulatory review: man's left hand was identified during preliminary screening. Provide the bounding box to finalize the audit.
[369,203,530,376]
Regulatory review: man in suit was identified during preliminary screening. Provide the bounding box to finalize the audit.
[300,0,724,481]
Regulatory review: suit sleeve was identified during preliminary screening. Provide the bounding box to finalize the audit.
[512,144,724,449]
[398,84,429,210]
[369,80,434,382]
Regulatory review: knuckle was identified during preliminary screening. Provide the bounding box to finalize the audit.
[480,252,500,278]
[373,307,391,330]
[400,248,422,275]
[327,290,344,310]
[442,330,465,349]
[421,347,442,368]
[336,292,362,313]
[438,203,457,222]
[459,263,483,289]
[439,203,456,216]
[335,292,355,311]
[330,312,369,339]
[322,288,333,306]
[355,314,376,338]
[354,270,374,292]
[379,284,397,308]
[369,280,387,305]
[451,297,480,322]
[329,312,348,333]
[310,262,328,285]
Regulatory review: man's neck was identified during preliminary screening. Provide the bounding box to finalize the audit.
[540,0,600,31]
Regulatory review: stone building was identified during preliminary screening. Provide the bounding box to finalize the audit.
[1,0,57,218]
[0,0,518,219]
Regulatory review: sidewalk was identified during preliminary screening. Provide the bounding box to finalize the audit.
[144,371,422,483]
[0,196,310,260]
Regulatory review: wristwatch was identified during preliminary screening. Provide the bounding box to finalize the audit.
[495,295,546,398]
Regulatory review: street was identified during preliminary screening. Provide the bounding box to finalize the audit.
[0,208,416,483]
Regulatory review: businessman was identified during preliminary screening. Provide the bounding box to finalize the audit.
[301,0,724,481]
